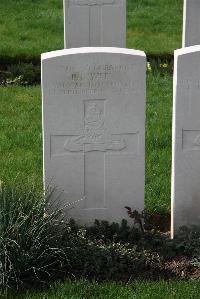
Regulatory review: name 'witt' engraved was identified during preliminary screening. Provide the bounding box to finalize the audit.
[46,64,142,95]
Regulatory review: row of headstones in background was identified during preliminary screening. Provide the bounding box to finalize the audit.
[42,48,146,225]
[63,0,126,48]
[183,0,200,47]
[171,1,200,235]
[63,0,200,49]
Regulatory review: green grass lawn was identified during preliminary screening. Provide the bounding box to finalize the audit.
[0,0,183,61]
[16,279,200,299]
[0,72,172,213]
[0,86,43,191]
[146,73,172,213]
[127,0,183,55]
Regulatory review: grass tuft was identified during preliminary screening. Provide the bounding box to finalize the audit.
[0,184,70,294]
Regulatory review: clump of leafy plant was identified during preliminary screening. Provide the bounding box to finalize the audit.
[125,207,145,233]
[6,63,40,85]
[124,206,170,233]
[82,219,142,244]
[146,57,173,76]
[124,206,200,263]
[173,226,200,262]
[62,221,163,281]
[1,184,200,295]
[0,185,168,294]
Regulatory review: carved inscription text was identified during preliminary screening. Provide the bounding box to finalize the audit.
[45,63,142,96]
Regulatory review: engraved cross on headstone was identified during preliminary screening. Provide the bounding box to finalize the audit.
[68,0,115,46]
[52,99,139,210]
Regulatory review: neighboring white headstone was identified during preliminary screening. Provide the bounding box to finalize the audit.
[63,0,126,48]
[171,45,200,237]
[183,0,200,47]
[42,47,146,225]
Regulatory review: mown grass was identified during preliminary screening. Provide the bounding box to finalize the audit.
[16,279,200,299]
[0,86,43,191]
[0,72,172,213]
[0,0,183,61]
[127,0,183,54]
[0,0,63,61]
[146,73,172,213]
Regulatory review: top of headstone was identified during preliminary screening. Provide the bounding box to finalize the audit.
[174,46,200,83]
[41,47,146,61]
[63,0,126,48]
[69,0,115,5]
[175,45,200,57]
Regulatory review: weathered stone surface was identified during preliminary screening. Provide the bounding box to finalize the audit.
[172,45,200,237]
[183,0,200,47]
[63,0,126,48]
[42,47,146,225]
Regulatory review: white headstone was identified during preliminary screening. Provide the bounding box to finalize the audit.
[42,47,146,225]
[183,0,200,47]
[63,0,126,48]
[172,45,200,237]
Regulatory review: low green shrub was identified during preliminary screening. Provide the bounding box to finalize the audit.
[0,185,164,294]
[6,63,40,85]
[147,59,173,76]
[0,184,200,295]
[173,226,200,261]
[62,221,162,281]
